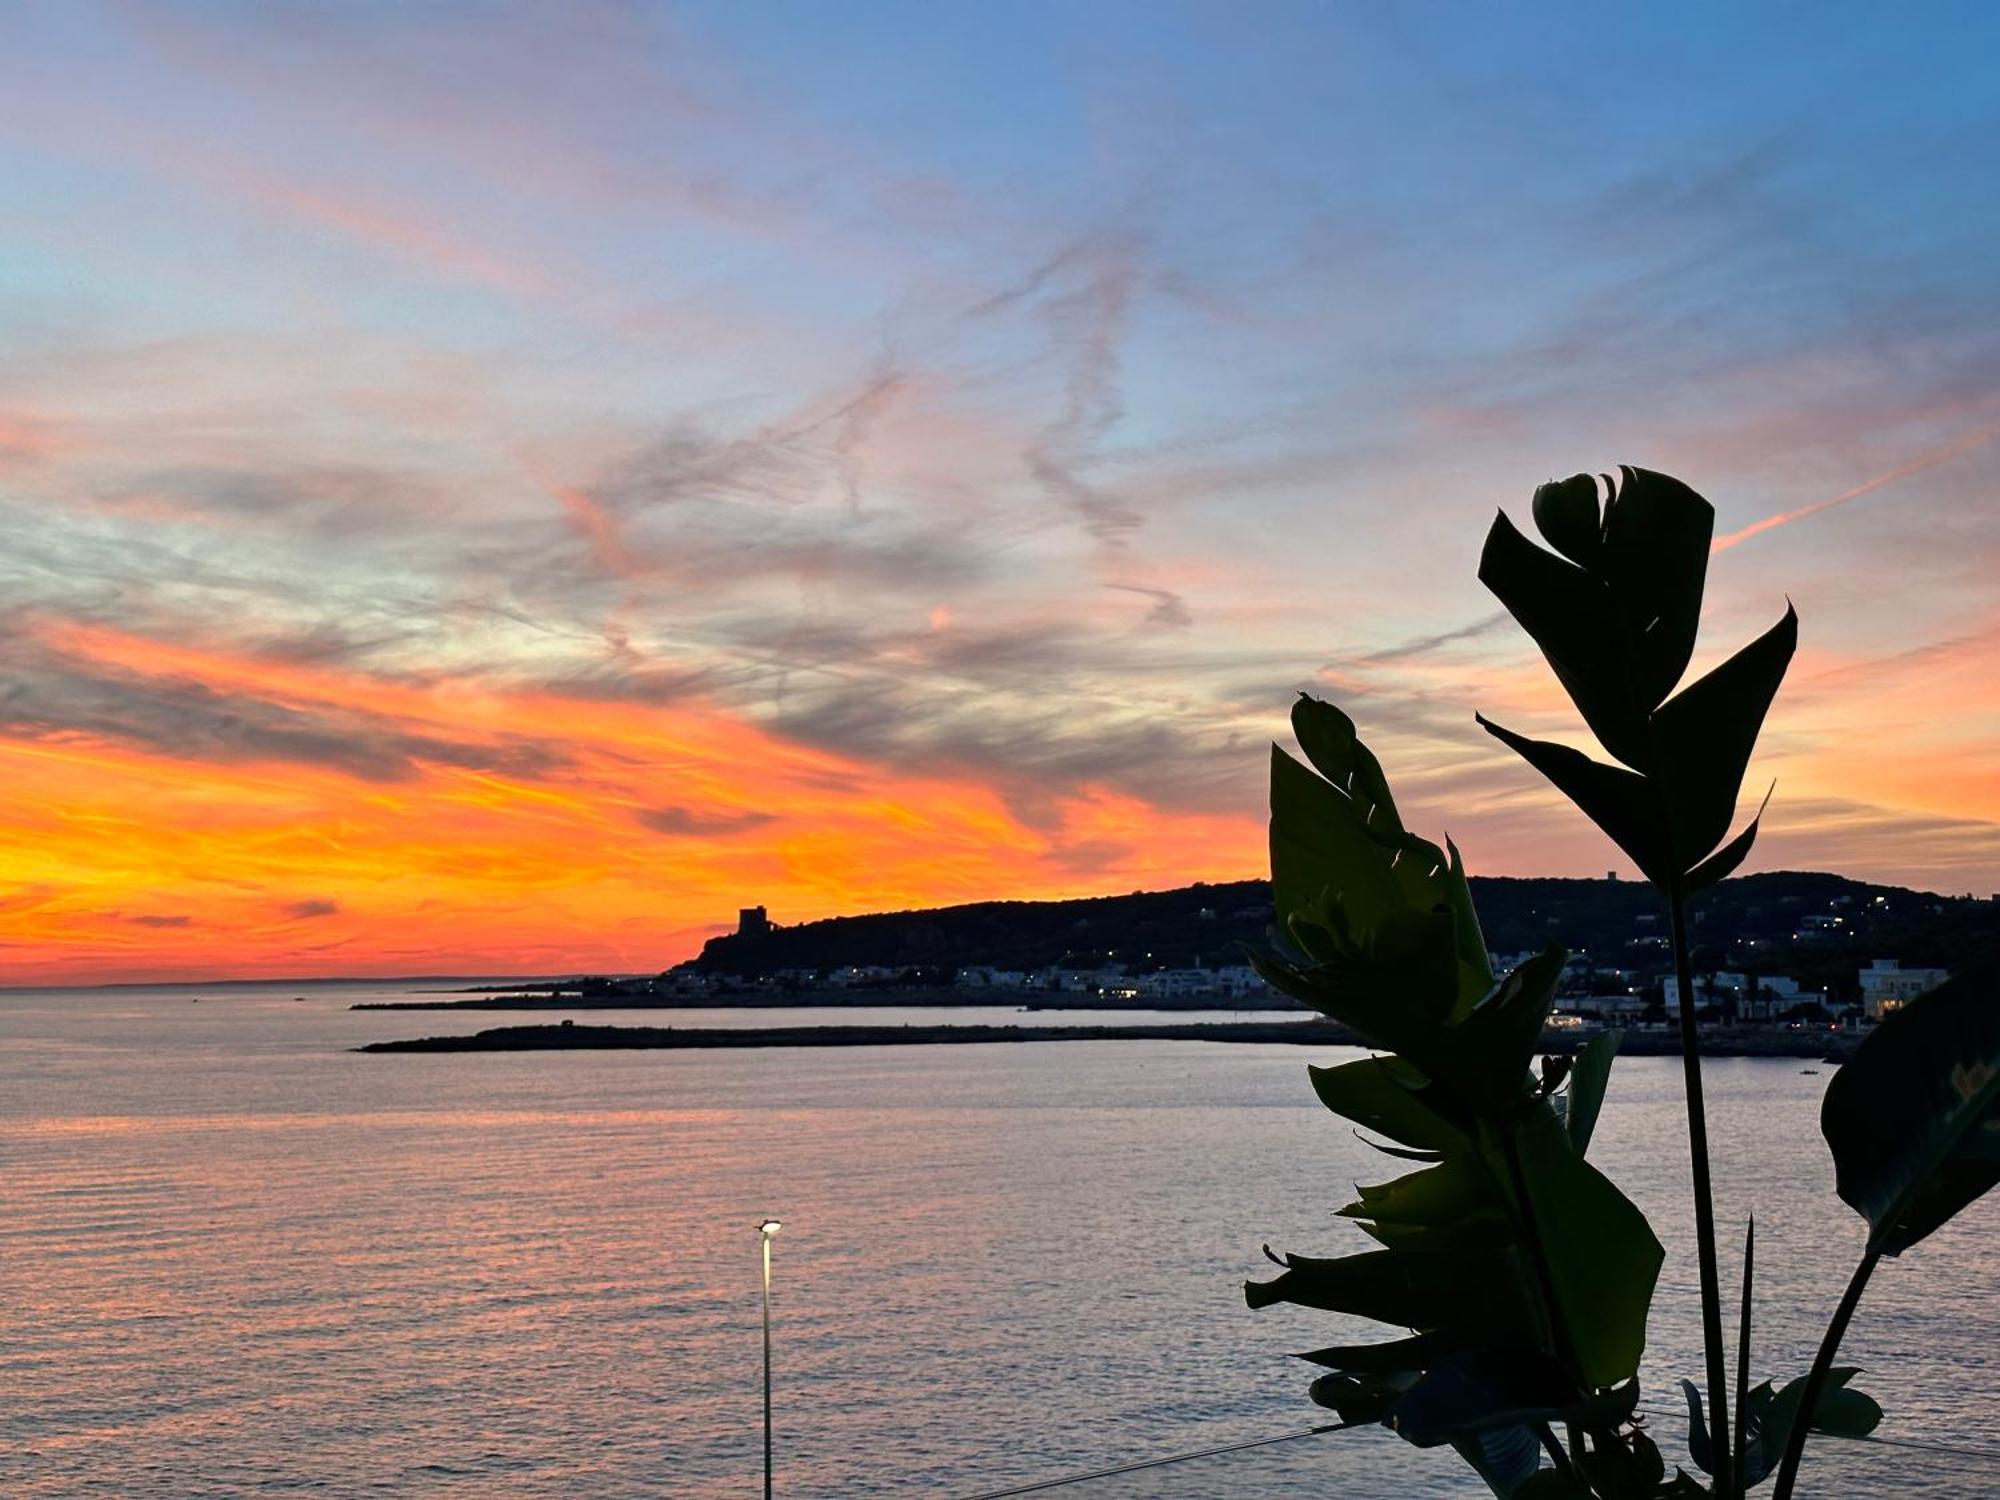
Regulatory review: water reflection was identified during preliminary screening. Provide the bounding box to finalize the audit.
[0,983,1993,1495]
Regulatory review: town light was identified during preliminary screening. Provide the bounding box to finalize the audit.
[759,1219,783,1236]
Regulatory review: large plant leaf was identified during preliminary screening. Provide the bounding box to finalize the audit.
[1339,1156,1505,1237]
[1684,788,1769,893]
[1308,1370,1410,1425]
[1474,718,1668,884]
[1284,696,1495,1012]
[1510,1113,1664,1388]
[1244,1246,1526,1337]
[1821,957,2000,1255]
[1481,468,1714,771]
[1592,465,1713,708]
[1295,1331,1448,1372]
[1564,1029,1621,1155]
[1687,1368,1882,1486]
[1309,1056,1472,1153]
[1252,937,1456,1065]
[1270,745,1403,937]
[1440,836,1495,1018]
[1253,695,1661,1495]
[1651,606,1797,868]
[1436,948,1570,1107]
[1291,694,1407,841]
[1388,1347,1581,1447]
[1478,509,1648,767]
[1477,467,1793,897]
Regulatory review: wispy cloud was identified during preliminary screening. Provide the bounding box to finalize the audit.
[633,805,778,837]
[1713,419,2000,552]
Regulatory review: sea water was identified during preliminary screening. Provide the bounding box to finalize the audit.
[2,983,1993,1495]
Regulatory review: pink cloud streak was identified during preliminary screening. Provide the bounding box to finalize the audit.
[1712,417,2000,552]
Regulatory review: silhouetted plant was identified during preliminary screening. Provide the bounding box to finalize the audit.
[1249,697,1667,1495]
[1249,468,2000,1498]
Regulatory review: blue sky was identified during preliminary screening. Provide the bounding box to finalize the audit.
[1,2,1997,977]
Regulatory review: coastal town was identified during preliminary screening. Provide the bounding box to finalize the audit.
[516,873,1990,1033]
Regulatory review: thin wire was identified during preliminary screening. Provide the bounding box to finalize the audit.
[953,1422,1347,1500]
[1632,1406,2000,1470]
[956,1412,2000,1498]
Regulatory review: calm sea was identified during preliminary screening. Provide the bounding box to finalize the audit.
[2,982,1993,1496]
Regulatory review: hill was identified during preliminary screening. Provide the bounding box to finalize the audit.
[687,871,2000,1006]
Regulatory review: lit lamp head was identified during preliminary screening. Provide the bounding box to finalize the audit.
[758,1218,783,1238]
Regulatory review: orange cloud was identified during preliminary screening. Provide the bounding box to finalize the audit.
[0,623,1263,984]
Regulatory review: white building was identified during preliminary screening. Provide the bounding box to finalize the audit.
[1573,993,1650,1023]
[1213,964,1269,1000]
[1859,959,1947,1020]
[1664,973,1811,1020]
[826,964,897,988]
[956,967,1029,989]
[1141,969,1217,999]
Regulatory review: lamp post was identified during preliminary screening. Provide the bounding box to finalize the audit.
[758,1218,782,1499]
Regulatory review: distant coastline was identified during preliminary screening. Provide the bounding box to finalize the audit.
[351,986,1289,1013]
[356,1020,1861,1059]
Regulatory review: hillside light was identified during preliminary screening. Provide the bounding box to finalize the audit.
[758,1218,783,1498]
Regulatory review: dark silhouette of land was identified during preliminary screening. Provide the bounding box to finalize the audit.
[356,1020,1863,1058]
[352,986,1288,1012]
[685,871,1994,992]
[353,869,1998,1017]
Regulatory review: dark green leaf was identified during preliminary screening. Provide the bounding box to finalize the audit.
[1479,509,1649,767]
[1442,836,1497,1017]
[1681,1379,1715,1477]
[1441,948,1570,1106]
[1361,1137,1448,1163]
[1821,957,2000,1255]
[1683,795,1766,893]
[1531,471,1605,568]
[1742,1368,1883,1484]
[1565,1029,1622,1154]
[1808,1383,1883,1439]
[1578,1420,1664,1499]
[1476,717,1668,884]
[1269,745,1400,936]
[1295,1331,1447,1372]
[1340,1156,1504,1235]
[1512,1112,1664,1387]
[1652,606,1797,869]
[1244,1246,1514,1333]
[1252,930,1458,1061]
[1388,1347,1580,1447]
[1594,465,1713,709]
[1291,694,1406,841]
[1309,1370,1409,1425]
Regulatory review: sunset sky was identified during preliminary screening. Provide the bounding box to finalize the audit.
[3,4,1997,983]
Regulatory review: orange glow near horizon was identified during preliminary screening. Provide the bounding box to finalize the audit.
[0,622,1265,985]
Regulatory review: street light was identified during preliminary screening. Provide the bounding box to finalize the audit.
[758,1219,782,1499]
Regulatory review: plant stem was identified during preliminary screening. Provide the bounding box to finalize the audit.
[1536,1423,1580,1484]
[1771,1245,1883,1500]
[1670,880,1734,1499]
[1499,1127,1574,1375]
[1733,1217,1754,1488]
